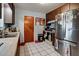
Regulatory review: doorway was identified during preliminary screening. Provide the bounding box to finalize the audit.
[24,16,34,43]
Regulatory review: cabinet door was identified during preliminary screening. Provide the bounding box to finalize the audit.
[61,4,70,13]
[70,3,79,10]
[4,3,12,23]
[46,13,53,23]
[9,3,15,24]
[46,9,59,23]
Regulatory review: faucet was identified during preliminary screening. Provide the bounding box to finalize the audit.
[0,43,4,47]
[2,30,5,37]
[0,29,5,38]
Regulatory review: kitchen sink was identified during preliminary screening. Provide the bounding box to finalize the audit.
[4,34,17,38]
[0,33,17,38]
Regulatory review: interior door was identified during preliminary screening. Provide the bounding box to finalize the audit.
[24,16,34,43]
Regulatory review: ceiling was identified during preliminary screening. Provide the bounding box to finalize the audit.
[14,3,64,13]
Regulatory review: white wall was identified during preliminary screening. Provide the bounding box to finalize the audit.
[15,8,46,43]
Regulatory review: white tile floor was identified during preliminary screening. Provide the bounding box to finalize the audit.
[20,40,60,56]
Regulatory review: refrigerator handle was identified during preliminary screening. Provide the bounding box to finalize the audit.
[64,14,66,38]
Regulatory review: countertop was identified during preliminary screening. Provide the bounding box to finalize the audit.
[44,30,55,33]
[0,32,20,56]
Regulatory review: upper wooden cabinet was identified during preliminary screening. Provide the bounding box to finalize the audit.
[4,3,15,25]
[46,3,79,23]
[46,7,61,23]
[9,3,15,24]
[70,3,79,10]
[61,4,70,13]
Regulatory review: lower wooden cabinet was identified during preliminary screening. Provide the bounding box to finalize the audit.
[15,45,20,56]
[15,37,20,56]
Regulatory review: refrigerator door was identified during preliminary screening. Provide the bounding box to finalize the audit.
[65,9,79,42]
[65,10,73,41]
[72,9,79,42]
[70,44,79,56]
[58,40,70,56]
[56,13,66,40]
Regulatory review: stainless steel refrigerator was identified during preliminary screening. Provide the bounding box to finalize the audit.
[55,9,79,56]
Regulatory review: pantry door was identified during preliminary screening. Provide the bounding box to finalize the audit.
[24,16,34,43]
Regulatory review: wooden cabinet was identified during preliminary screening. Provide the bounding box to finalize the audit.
[61,4,70,13]
[46,3,79,23]
[4,3,12,24]
[4,3,15,25]
[46,12,52,21]
[70,3,79,10]
[46,7,61,23]
[15,37,20,56]
[9,3,15,25]
[46,4,66,23]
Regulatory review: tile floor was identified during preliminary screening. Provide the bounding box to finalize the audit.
[20,40,60,56]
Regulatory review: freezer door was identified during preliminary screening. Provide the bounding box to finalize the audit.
[58,40,64,56]
[58,40,70,56]
[70,43,79,56]
[65,9,79,42]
